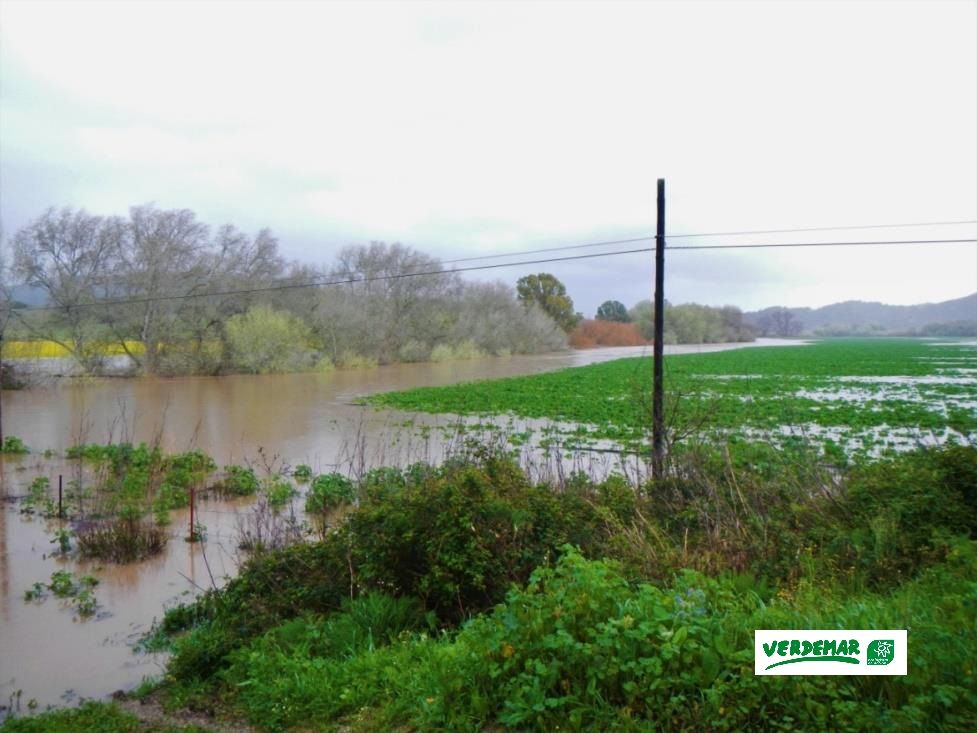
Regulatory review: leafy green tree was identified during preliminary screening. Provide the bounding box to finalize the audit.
[516,273,580,333]
[628,299,655,340]
[595,300,630,323]
[224,304,314,373]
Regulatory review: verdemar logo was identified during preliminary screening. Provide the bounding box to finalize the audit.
[755,630,907,675]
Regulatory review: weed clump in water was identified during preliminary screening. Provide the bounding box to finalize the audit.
[75,513,168,562]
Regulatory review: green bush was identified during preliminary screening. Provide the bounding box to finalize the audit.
[818,445,977,585]
[265,476,296,508]
[224,304,314,374]
[0,435,29,453]
[216,464,259,496]
[154,445,977,732]
[305,472,355,514]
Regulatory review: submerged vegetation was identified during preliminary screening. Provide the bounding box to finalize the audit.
[23,570,99,619]
[371,338,977,456]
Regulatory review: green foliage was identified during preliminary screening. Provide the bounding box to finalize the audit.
[22,570,99,618]
[370,338,977,456]
[0,435,29,453]
[51,527,73,554]
[151,445,977,732]
[817,445,977,584]
[0,700,206,732]
[21,476,55,517]
[170,543,977,732]
[216,464,259,496]
[596,299,630,322]
[163,539,352,683]
[224,304,314,374]
[343,451,623,623]
[305,472,355,513]
[516,273,580,333]
[264,476,296,508]
[219,595,427,730]
[160,450,625,686]
[291,464,312,481]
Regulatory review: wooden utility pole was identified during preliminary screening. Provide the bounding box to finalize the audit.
[188,484,195,542]
[652,178,666,478]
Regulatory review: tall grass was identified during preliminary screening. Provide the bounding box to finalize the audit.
[75,516,169,562]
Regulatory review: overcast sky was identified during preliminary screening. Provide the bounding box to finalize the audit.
[1,0,975,315]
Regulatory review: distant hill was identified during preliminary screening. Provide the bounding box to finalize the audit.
[745,293,977,336]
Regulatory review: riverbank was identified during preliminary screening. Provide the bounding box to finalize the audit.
[5,441,975,732]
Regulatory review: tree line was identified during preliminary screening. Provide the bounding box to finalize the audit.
[586,298,756,345]
[1,206,567,375]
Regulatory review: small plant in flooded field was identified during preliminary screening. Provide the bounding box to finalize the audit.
[23,582,46,602]
[75,516,169,562]
[75,588,97,618]
[0,435,29,453]
[20,476,56,517]
[49,569,76,597]
[216,464,260,496]
[50,527,73,555]
[186,521,207,543]
[265,476,297,508]
[22,571,99,619]
[305,473,355,514]
[292,464,313,481]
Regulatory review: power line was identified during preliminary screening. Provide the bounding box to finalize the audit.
[665,219,977,240]
[667,237,977,251]
[439,236,653,264]
[437,220,977,263]
[10,237,977,314]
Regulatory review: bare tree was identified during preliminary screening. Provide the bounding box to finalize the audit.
[12,208,124,371]
[99,205,211,374]
[329,242,461,363]
[170,225,286,373]
[757,307,802,337]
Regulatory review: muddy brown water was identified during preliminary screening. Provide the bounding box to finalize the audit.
[0,341,799,712]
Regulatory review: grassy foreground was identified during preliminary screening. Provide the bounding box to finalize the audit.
[8,440,973,732]
[369,338,977,455]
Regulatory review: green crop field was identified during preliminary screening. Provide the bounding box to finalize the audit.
[370,338,977,457]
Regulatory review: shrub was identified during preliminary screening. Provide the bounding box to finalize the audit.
[305,472,355,514]
[75,517,168,562]
[215,464,260,496]
[265,476,297,508]
[818,445,977,584]
[569,319,649,348]
[225,304,314,374]
[0,435,29,453]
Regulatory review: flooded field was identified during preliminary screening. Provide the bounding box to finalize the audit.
[1,341,794,712]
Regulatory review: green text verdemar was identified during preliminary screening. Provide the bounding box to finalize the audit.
[762,638,860,670]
